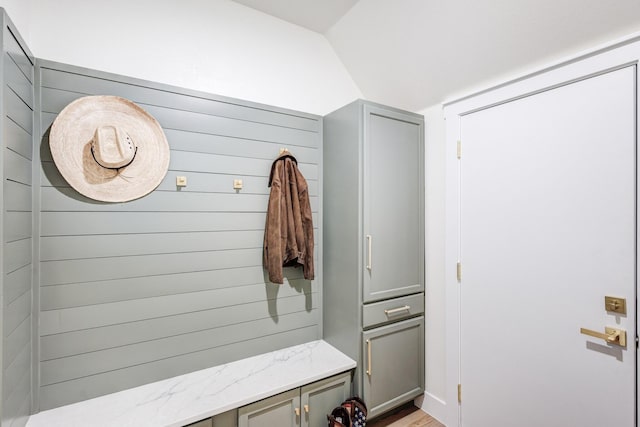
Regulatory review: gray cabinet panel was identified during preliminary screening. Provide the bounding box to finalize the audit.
[362,317,424,418]
[238,388,298,427]
[301,372,351,427]
[363,106,424,302]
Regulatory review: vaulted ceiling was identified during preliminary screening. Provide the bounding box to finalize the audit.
[233,0,640,112]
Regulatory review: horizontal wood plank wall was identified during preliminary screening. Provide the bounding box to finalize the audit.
[36,62,322,410]
[2,18,34,427]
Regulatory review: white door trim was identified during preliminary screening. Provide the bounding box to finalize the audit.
[444,35,640,427]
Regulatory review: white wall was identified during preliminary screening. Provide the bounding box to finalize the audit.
[4,0,361,116]
[0,0,31,43]
[415,104,447,421]
[327,0,640,112]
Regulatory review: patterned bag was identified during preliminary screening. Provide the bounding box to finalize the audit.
[341,396,367,427]
[327,406,351,427]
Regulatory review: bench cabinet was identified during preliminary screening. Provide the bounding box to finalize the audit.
[237,371,351,427]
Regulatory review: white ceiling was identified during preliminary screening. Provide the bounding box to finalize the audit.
[231,0,359,34]
[233,0,640,112]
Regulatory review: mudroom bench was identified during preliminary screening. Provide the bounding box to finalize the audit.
[26,340,356,427]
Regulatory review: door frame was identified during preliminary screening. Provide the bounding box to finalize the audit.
[444,33,640,427]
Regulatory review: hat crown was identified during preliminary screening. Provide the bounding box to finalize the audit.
[91,125,136,169]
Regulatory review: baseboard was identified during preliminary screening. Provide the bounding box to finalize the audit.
[415,391,447,425]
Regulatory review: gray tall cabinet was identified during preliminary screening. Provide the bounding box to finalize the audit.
[323,100,425,419]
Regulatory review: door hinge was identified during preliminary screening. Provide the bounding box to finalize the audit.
[457,140,461,159]
[458,384,462,403]
[456,261,462,282]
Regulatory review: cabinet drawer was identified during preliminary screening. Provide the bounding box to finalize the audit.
[362,293,424,329]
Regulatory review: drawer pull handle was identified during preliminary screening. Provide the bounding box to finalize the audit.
[366,235,372,271]
[384,305,411,316]
[366,339,372,376]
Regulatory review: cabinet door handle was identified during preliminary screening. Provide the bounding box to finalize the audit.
[384,305,411,315]
[295,407,300,417]
[366,339,372,376]
[366,235,372,271]
[304,404,309,414]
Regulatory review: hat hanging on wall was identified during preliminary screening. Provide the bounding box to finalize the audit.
[49,95,170,203]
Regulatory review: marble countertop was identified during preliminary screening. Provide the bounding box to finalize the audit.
[27,340,356,427]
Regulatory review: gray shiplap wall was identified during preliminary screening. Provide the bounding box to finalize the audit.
[36,61,322,410]
[2,12,34,427]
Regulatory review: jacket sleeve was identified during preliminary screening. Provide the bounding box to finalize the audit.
[264,162,284,284]
[297,168,314,280]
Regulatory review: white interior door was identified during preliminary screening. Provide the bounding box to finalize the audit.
[459,66,636,426]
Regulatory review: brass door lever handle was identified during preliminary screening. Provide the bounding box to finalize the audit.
[580,327,626,347]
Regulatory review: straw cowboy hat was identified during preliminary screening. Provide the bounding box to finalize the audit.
[49,95,170,202]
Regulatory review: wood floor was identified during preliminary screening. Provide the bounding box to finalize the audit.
[367,404,445,427]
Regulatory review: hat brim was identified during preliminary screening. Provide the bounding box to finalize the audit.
[49,95,170,203]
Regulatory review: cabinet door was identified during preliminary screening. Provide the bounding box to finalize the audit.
[301,372,351,427]
[363,105,424,302]
[238,388,299,427]
[362,316,424,418]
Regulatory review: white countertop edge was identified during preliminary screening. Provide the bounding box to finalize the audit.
[27,340,356,427]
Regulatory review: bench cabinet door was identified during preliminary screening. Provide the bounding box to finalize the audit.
[301,372,351,427]
[238,388,299,427]
[362,316,424,418]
